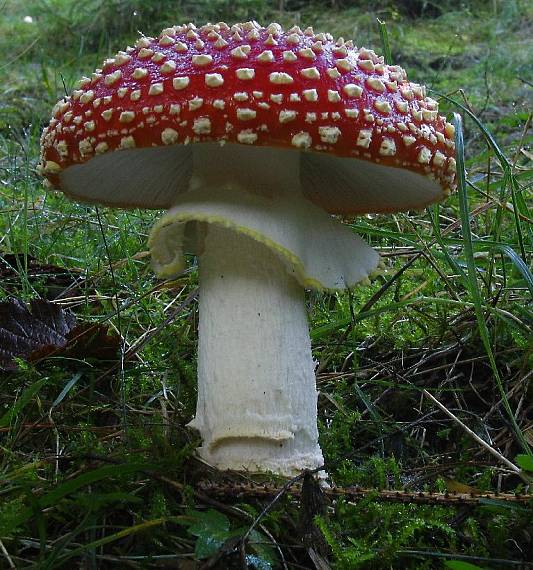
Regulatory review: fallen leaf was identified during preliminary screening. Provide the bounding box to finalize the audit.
[0,298,120,370]
[443,477,481,495]
[0,253,86,300]
[62,323,121,362]
[0,298,76,370]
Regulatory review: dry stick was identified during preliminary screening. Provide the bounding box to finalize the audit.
[0,37,39,70]
[483,370,532,422]
[317,342,517,384]
[0,538,15,569]
[146,476,290,570]
[199,481,532,506]
[239,467,325,562]
[422,389,522,476]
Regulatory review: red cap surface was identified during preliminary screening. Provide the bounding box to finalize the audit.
[39,21,457,214]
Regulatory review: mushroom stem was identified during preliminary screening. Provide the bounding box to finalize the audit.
[189,224,324,475]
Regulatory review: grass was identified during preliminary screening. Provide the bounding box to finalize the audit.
[1,0,532,568]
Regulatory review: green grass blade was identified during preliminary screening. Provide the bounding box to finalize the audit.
[56,517,182,564]
[311,299,417,340]
[51,372,83,408]
[350,222,529,253]
[429,203,467,279]
[312,294,530,341]
[453,112,531,456]
[508,175,529,259]
[10,462,159,528]
[0,378,47,428]
[437,92,531,256]
[377,19,393,64]
[494,244,533,297]
[444,561,485,570]
[37,463,157,509]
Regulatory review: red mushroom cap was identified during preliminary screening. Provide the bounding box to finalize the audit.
[39,21,457,214]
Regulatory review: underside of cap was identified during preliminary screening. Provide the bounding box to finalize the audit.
[58,142,445,214]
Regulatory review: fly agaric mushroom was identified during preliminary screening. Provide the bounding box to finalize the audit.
[39,21,456,476]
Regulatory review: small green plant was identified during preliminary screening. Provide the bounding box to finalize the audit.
[178,509,277,567]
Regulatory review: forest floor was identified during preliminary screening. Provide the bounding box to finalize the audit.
[0,0,532,568]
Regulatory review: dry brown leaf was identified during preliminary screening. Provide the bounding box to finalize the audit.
[0,298,120,370]
[0,253,86,300]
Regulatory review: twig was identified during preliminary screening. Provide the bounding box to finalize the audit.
[511,112,532,167]
[398,548,532,567]
[0,538,15,569]
[239,467,325,561]
[199,481,532,506]
[422,389,523,476]
[71,454,288,569]
[0,37,39,70]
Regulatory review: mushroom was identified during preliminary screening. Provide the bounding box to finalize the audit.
[38,21,456,476]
